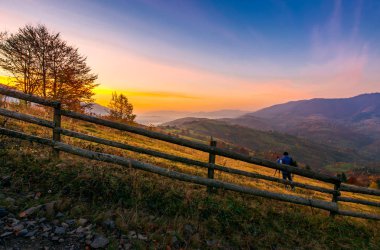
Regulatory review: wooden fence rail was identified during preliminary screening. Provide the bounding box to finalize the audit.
[60,109,340,184]
[340,183,380,196]
[0,85,379,221]
[0,128,341,214]
[58,128,338,195]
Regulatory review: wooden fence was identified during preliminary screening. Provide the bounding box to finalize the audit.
[0,85,379,220]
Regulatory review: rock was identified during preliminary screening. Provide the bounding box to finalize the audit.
[137,233,147,240]
[59,238,65,243]
[67,228,76,235]
[54,226,66,235]
[65,219,76,226]
[128,231,147,240]
[85,224,93,230]
[25,230,37,237]
[19,205,42,218]
[41,224,52,232]
[0,231,13,238]
[77,218,88,226]
[102,219,115,230]
[52,236,59,241]
[17,228,28,237]
[30,236,36,240]
[128,231,137,239]
[25,220,36,227]
[61,222,69,228]
[41,232,49,238]
[12,224,25,232]
[75,226,85,234]
[86,234,93,240]
[56,212,64,218]
[90,235,109,249]
[0,208,8,218]
[10,218,20,226]
[38,217,47,223]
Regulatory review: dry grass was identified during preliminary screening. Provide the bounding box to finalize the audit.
[1,103,380,248]
[1,102,380,219]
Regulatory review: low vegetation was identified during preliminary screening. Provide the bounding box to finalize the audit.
[1,103,380,249]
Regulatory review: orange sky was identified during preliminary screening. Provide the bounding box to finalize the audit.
[1,1,380,114]
[89,47,312,112]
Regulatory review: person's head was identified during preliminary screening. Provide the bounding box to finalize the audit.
[283,152,289,156]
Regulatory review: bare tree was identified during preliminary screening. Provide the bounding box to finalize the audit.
[0,24,98,111]
[0,27,40,95]
[107,92,136,122]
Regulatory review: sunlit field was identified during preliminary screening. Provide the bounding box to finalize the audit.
[2,102,379,219]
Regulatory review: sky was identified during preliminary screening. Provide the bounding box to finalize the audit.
[1,0,380,113]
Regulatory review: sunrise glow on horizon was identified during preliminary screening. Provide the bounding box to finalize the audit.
[1,0,380,113]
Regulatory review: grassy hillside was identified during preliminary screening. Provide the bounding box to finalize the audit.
[162,118,363,172]
[216,94,380,172]
[1,103,380,249]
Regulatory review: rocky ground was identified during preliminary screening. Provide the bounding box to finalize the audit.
[0,192,152,250]
[0,207,131,250]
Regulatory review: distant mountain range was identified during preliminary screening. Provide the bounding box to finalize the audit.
[163,93,380,172]
[224,93,380,150]
[136,109,248,125]
[86,103,248,125]
[253,93,380,121]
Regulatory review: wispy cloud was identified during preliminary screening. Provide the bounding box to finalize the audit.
[94,87,198,99]
[304,0,368,92]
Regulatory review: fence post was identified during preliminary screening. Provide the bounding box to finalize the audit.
[207,138,217,193]
[330,174,341,218]
[52,103,61,158]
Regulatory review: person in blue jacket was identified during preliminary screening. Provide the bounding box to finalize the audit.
[279,152,296,190]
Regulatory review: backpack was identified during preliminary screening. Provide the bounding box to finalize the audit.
[290,158,298,167]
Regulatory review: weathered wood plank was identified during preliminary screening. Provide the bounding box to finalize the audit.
[337,209,380,220]
[214,164,338,195]
[52,103,62,157]
[0,127,338,213]
[337,197,380,207]
[60,109,340,184]
[0,85,60,108]
[340,183,380,196]
[207,139,217,193]
[0,127,54,146]
[0,108,54,128]
[53,143,339,213]
[330,178,342,217]
[3,127,380,220]
[59,128,337,195]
